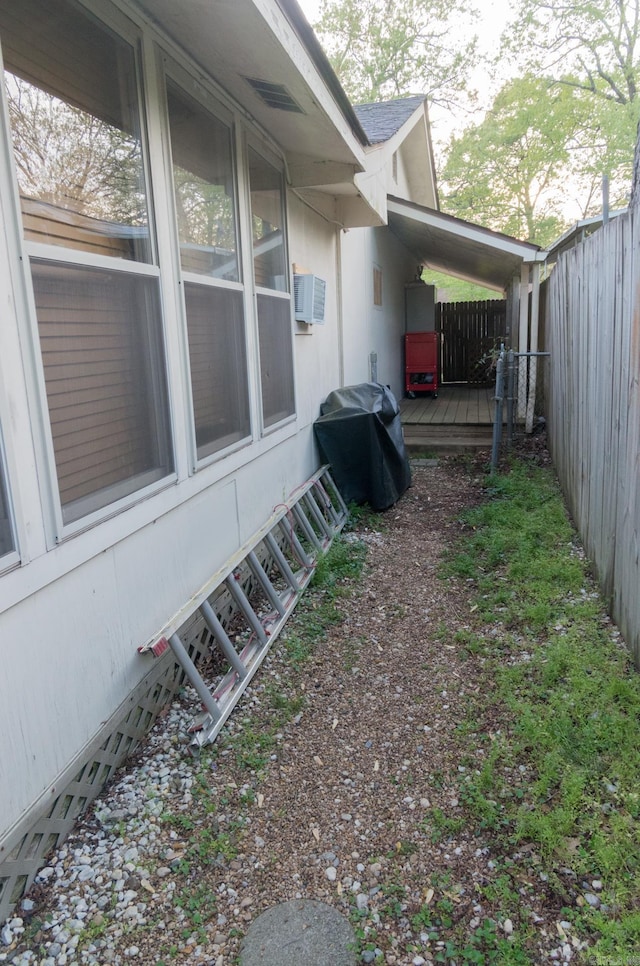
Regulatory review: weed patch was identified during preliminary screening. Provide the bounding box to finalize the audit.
[445,458,640,959]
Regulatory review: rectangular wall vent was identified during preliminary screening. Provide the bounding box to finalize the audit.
[245,78,304,114]
[294,274,326,325]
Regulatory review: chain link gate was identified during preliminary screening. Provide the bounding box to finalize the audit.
[491,349,550,469]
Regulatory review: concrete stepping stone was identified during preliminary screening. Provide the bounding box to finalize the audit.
[240,898,357,965]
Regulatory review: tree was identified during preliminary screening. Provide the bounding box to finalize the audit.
[439,72,637,245]
[440,76,579,244]
[5,73,147,227]
[502,0,639,108]
[631,120,640,207]
[314,0,478,109]
[422,269,498,302]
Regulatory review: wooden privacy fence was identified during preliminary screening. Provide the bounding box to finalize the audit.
[437,299,507,384]
[546,207,640,666]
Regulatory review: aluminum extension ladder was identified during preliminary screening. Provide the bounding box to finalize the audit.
[138,466,348,749]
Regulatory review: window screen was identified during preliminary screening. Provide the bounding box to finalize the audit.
[2,0,151,262]
[184,283,251,458]
[248,148,287,292]
[248,149,294,427]
[2,0,174,527]
[167,79,239,281]
[166,77,250,460]
[373,266,383,306]
[256,294,295,428]
[32,261,173,524]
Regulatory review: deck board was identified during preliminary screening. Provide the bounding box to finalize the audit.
[400,386,497,429]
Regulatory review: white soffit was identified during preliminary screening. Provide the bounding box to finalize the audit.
[135,0,366,175]
[387,197,544,292]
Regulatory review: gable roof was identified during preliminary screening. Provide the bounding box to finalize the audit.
[354,95,427,144]
[387,196,545,292]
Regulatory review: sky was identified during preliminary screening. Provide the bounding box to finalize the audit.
[295,0,516,147]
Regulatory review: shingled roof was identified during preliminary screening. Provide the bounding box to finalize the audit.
[353,95,427,145]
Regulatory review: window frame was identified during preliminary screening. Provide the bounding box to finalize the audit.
[245,136,296,435]
[0,425,19,573]
[162,58,253,470]
[373,264,383,308]
[2,0,178,542]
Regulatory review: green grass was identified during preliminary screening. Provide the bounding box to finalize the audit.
[281,532,366,667]
[445,458,640,960]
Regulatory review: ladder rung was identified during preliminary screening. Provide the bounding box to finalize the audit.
[224,573,268,645]
[169,633,222,723]
[247,550,287,617]
[200,600,249,681]
[139,465,348,747]
[264,531,300,592]
[319,469,349,520]
[280,515,313,569]
[312,479,339,528]
[292,502,323,552]
[303,490,333,542]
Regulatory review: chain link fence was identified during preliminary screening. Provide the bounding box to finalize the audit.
[491,349,550,469]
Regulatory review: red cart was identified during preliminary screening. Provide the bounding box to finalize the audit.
[405,332,439,397]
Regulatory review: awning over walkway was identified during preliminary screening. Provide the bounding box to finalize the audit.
[387,196,544,293]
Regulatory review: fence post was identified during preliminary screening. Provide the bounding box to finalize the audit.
[491,349,505,471]
[506,349,516,445]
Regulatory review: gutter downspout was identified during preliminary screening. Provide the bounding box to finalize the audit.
[336,226,345,387]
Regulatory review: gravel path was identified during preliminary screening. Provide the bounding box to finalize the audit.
[0,460,574,965]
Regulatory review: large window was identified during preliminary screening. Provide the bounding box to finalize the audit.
[2,0,173,526]
[248,147,295,428]
[31,262,172,523]
[0,0,297,537]
[166,77,250,459]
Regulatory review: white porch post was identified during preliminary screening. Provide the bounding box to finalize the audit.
[517,262,530,419]
[526,262,541,433]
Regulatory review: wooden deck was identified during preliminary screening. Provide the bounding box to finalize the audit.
[400,386,497,453]
[400,385,496,426]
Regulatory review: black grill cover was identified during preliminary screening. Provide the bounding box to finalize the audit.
[313,383,411,510]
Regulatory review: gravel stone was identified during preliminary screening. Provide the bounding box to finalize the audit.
[0,460,601,966]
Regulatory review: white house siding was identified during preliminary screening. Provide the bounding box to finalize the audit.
[0,417,342,830]
[288,192,343,425]
[0,277,340,848]
[0,1,349,852]
[393,147,412,200]
[0,0,439,906]
[340,224,416,399]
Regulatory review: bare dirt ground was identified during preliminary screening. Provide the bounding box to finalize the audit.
[4,455,578,965]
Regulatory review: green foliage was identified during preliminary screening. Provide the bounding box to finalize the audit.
[440,75,594,244]
[314,0,478,108]
[422,269,500,303]
[445,456,640,956]
[344,501,384,532]
[312,534,366,589]
[231,725,275,771]
[438,1,640,240]
[421,806,465,842]
[502,0,639,109]
[173,883,217,942]
[282,534,366,668]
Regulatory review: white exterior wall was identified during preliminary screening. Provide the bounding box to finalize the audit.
[0,5,345,842]
[393,148,412,199]
[340,225,416,399]
[0,195,341,840]
[288,193,342,424]
[0,0,435,853]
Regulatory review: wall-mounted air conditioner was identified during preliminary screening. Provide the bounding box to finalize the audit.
[293,273,326,324]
